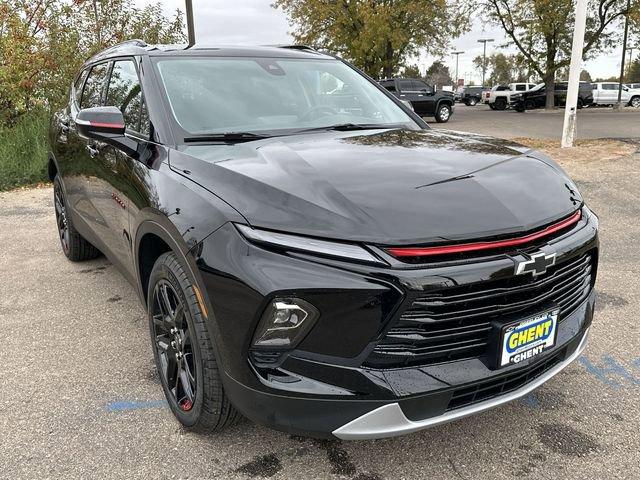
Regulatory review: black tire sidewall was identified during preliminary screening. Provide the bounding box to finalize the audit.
[147,253,206,428]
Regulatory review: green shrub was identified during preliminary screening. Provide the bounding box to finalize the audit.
[0,110,50,191]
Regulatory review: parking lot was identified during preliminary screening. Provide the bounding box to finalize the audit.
[428,103,640,139]
[1,124,639,478]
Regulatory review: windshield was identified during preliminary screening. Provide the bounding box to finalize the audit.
[154,57,418,136]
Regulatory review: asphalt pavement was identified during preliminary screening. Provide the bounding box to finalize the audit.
[0,139,639,479]
[429,103,640,139]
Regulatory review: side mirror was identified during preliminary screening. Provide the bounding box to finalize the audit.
[76,106,139,159]
[76,106,125,138]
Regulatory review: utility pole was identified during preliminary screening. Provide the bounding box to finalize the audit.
[452,51,465,85]
[477,39,494,86]
[616,0,631,109]
[185,0,196,47]
[561,0,588,148]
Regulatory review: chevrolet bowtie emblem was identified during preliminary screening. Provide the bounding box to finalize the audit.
[515,252,557,276]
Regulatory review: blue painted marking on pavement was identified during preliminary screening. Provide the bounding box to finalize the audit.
[106,399,168,412]
[519,392,540,408]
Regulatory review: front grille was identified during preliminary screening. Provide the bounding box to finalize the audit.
[446,348,565,410]
[366,251,593,368]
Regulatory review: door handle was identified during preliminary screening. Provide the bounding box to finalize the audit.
[86,144,100,158]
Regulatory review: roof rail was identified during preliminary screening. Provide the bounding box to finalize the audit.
[277,44,317,52]
[114,39,148,48]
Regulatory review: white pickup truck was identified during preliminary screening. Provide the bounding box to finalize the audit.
[483,82,537,110]
[592,82,640,107]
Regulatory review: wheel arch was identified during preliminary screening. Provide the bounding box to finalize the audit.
[47,151,59,181]
[134,219,206,309]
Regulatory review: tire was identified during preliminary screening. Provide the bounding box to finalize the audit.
[524,99,536,110]
[435,103,452,123]
[53,175,100,262]
[488,104,497,110]
[148,252,240,432]
[494,98,507,111]
[577,98,584,109]
[467,97,478,106]
[630,96,640,108]
[515,104,525,113]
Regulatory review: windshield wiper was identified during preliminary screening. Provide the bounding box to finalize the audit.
[293,123,405,134]
[184,132,273,143]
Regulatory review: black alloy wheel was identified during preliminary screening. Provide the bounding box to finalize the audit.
[151,279,197,413]
[148,252,239,431]
[53,176,100,261]
[54,180,70,255]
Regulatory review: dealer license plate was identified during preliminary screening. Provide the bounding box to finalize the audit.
[500,311,558,367]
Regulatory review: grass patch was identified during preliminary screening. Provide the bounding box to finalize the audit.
[0,110,50,191]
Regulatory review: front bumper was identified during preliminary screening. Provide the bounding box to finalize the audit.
[333,327,589,439]
[194,209,598,438]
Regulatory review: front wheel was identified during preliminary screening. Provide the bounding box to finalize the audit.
[148,252,240,432]
[488,104,497,110]
[494,98,507,110]
[435,104,452,123]
[630,96,640,108]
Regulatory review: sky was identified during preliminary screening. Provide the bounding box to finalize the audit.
[136,0,628,83]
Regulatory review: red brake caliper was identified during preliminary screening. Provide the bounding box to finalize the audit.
[179,398,193,411]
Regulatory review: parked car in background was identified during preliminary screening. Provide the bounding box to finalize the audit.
[591,82,640,107]
[459,86,487,106]
[380,78,455,122]
[486,83,537,110]
[511,82,594,111]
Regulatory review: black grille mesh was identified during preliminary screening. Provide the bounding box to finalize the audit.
[366,251,593,368]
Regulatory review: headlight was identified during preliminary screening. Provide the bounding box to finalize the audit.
[235,224,384,265]
[253,298,319,349]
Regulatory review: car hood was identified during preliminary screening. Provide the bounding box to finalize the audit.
[170,129,581,245]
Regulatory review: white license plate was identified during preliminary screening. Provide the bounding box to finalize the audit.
[500,311,558,367]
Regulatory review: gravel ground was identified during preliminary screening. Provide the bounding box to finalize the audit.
[0,140,639,479]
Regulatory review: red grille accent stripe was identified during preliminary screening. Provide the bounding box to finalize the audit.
[387,210,582,258]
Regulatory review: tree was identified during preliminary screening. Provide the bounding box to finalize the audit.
[628,55,640,83]
[579,69,593,82]
[472,52,532,85]
[400,64,422,78]
[0,0,185,125]
[425,60,453,87]
[274,0,466,78]
[483,0,639,109]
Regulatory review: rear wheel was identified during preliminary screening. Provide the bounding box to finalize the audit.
[53,176,100,262]
[148,252,239,432]
[488,104,497,110]
[494,98,507,110]
[434,104,452,123]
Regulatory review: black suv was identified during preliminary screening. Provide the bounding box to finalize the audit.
[512,82,594,111]
[460,85,487,106]
[49,41,598,439]
[379,78,454,122]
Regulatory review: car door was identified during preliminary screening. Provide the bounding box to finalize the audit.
[68,61,111,242]
[412,80,436,114]
[397,79,422,113]
[93,57,152,277]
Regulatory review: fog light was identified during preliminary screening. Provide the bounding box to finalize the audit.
[253,298,319,349]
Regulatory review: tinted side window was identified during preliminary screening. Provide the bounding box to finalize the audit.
[106,60,149,136]
[398,80,414,91]
[412,80,429,90]
[81,63,109,109]
[515,84,526,91]
[602,83,617,90]
[74,69,89,106]
[381,81,396,92]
